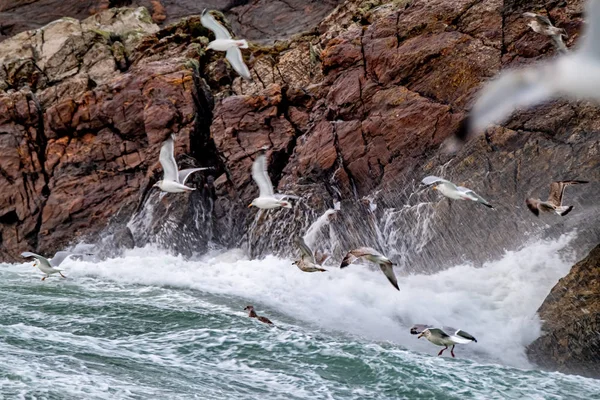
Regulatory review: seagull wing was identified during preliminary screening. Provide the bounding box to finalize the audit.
[273,193,300,200]
[427,328,451,339]
[379,263,400,291]
[468,67,555,136]
[340,247,382,268]
[446,328,477,344]
[178,168,211,185]
[21,252,53,269]
[200,9,232,40]
[457,186,493,208]
[421,176,450,186]
[295,236,316,264]
[50,251,73,267]
[578,0,600,58]
[159,135,179,182]
[226,47,252,81]
[251,154,274,197]
[534,14,553,27]
[314,250,330,266]
[547,180,589,206]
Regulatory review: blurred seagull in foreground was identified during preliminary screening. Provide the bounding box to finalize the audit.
[21,251,71,280]
[249,153,297,209]
[413,326,478,357]
[523,12,568,53]
[153,135,211,193]
[526,180,588,216]
[340,247,399,290]
[201,9,251,80]
[293,237,327,272]
[446,0,600,151]
[422,176,493,208]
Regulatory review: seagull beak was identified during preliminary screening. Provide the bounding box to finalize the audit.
[417,333,424,339]
[248,203,253,208]
[432,186,437,191]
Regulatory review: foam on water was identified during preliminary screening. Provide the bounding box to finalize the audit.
[29,233,576,368]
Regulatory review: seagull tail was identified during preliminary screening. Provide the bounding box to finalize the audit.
[557,205,573,216]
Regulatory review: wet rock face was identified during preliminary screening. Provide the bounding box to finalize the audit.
[0,8,210,259]
[0,0,343,43]
[1,0,599,267]
[527,244,600,379]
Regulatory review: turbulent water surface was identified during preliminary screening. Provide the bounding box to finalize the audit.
[2,235,600,399]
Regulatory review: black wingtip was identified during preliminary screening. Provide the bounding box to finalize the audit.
[483,203,494,209]
[560,206,574,216]
[340,261,349,269]
[201,8,207,15]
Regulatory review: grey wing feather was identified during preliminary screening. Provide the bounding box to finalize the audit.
[421,176,449,186]
[201,10,232,40]
[379,264,400,291]
[251,154,274,197]
[226,47,252,80]
[458,187,493,207]
[21,252,52,268]
[159,135,179,182]
[469,67,554,135]
[295,237,316,264]
[178,168,210,185]
[534,14,553,27]
[273,193,300,200]
[454,329,477,342]
[50,251,73,267]
[352,247,383,258]
[428,328,451,339]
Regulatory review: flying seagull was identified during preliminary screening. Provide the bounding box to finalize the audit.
[421,176,493,208]
[523,12,568,53]
[526,180,588,216]
[244,305,273,325]
[248,153,297,209]
[340,247,399,291]
[21,251,71,280]
[201,9,251,80]
[415,326,477,357]
[153,135,211,193]
[293,237,327,272]
[447,0,600,150]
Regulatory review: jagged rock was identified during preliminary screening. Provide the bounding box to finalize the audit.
[527,244,600,378]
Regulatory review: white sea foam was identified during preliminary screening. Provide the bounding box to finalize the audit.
[35,233,577,369]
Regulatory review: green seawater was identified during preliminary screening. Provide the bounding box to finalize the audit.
[1,243,599,399]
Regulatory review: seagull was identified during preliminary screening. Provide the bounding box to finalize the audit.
[248,153,297,209]
[340,247,399,290]
[415,326,478,357]
[201,9,251,80]
[244,305,273,325]
[526,180,588,216]
[448,0,600,150]
[523,12,569,53]
[153,135,211,193]
[293,236,327,272]
[21,251,71,280]
[421,176,493,208]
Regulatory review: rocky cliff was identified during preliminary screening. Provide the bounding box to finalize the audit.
[1,0,599,265]
[527,244,600,379]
